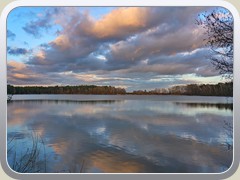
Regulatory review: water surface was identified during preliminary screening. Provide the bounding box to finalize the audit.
[7,95,233,173]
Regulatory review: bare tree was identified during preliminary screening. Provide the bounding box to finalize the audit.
[197,9,233,79]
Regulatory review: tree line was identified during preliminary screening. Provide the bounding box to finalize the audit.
[7,85,126,95]
[133,82,233,96]
[8,82,232,97]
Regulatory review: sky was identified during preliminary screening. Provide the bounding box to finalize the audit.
[7,7,231,92]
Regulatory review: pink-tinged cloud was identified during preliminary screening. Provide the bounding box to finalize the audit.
[91,7,149,39]
[7,60,47,84]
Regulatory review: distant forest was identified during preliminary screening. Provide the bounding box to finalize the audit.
[133,82,233,96]
[7,85,126,95]
[7,82,233,96]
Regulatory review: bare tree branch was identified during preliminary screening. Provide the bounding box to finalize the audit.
[197,9,233,79]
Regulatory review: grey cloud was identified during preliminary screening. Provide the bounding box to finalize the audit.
[23,19,51,38]
[104,48,219,78]
[39,43,50,49]
[22,8,60,38]
[105,24,205,70]
[7,47,29,56]
[7,30,16,40]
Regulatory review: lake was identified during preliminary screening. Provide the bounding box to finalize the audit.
[7,95,233,173]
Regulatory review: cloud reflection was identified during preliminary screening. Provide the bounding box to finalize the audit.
[7,98,232,173]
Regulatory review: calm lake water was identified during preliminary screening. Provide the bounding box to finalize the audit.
[7,95,233,173]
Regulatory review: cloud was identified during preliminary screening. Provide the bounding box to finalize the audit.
[70,7,207,41]
[103,48,218,78]
[22,8,59,38]
[8,7,226,88]
[7,30,16,40]
[27,7,209,69]
[105,23,206,70]
[7,47,29,56]
[7,60,50,85]
[89,7,151,40]
[50,35,71,50]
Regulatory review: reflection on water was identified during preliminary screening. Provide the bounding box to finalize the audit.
[7,95,233,173]
[175,102,233,111]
